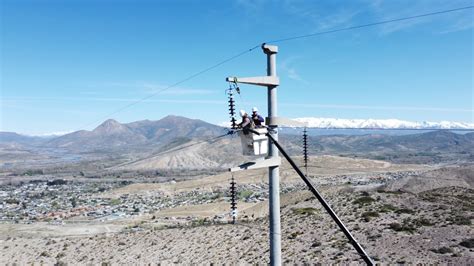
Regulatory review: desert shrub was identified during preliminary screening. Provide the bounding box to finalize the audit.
[353,196,376,205]
[389,219,417,233]
[238,190,253,200]
[292,207,318,216]
[109,198,121,205]
[395,208,415,214]
[376,189,404,194]
[40,251,50,257]
[5,198,19,204]
[459,238,474,248]
[361,211,379,222]
[288,231,303,239]
[431,247,453,254]
[379,204,398,213]
[448,215,471,225]
[412,217,433,226]
[23,169,44,176]
[191,218,209,227]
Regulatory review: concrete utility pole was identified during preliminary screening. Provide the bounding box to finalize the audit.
[263,44,281,266]
[227,44,282,265]
[228,45,373,265]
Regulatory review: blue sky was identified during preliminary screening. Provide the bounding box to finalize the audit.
[1,0,473,135]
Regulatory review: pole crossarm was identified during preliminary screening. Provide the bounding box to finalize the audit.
[226,76,280,86]
[229,157,281,172]
[266,117,308,127]
[265,132,375,266]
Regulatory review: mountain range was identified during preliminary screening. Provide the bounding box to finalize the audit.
[294,117,474,129]
[1,115,224,152]
[1,115,473,170]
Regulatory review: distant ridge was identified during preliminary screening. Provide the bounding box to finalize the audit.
[43,115,224,151]
[294,118,474,130]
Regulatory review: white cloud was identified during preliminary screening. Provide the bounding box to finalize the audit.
[279,56,308,84]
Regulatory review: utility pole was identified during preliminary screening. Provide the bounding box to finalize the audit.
[228,45,373,265]
[263,44,281,266]
[303,127,308,176]
[227,44,283,265]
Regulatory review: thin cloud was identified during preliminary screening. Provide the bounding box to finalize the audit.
[367,0,474,35]
[279,56,308,84]
[437,15,474,34]
[283,2,362,32]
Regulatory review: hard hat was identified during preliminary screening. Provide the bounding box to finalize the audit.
[252,107,258,112]
[239,110,247,117]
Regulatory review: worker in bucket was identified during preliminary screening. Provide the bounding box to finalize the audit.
[251,107,264,127]
[238,110,254,134]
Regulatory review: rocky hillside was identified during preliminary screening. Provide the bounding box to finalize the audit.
[1,116,473,170]
[45,115,225,152]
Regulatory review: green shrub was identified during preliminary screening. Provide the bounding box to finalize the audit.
[292,207,318,216]
[379,204,398,213]
[109,198,121,205]
[238,190,253,200]
[353,196,376,205]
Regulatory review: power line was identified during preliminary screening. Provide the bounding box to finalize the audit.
[77,45,260,131]
[78,5,473,130]
[265,6,474,44]
[110,131,234,169]
[279,127,474,131]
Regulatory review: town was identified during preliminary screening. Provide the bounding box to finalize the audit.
[0,170,419,224]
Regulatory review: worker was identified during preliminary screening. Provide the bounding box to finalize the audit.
[251,107,264,127]
[238,110,254,134]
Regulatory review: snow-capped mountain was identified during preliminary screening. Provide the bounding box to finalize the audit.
[293,118,474,129]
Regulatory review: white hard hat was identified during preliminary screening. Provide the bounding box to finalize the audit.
[252,107,258,112]
[239,110,247,117]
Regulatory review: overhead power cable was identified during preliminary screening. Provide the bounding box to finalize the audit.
[279,126,474,131]
[77,45,260,131]
[265,6,474,44]
[111,131,234,169]
[79,5,473,130]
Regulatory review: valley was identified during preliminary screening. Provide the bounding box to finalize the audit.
[0,116,473,264]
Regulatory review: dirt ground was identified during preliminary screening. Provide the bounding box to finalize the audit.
[1,160,473,264]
